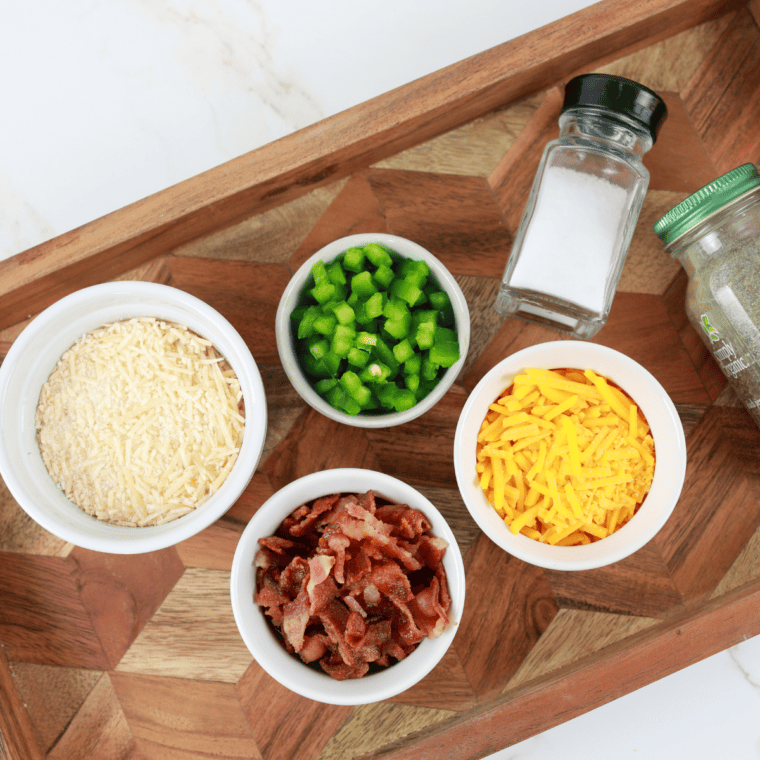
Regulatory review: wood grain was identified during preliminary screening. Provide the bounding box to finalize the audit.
[682,9,760,173]
[322,703,453,760]
[361,579,760,759]
[288,174,389,274]
[112,672,262,760]
[0,0,742,332]
[364,386,468,489]
[8,662,101,754]
[0,644,44,760]
[656,406,760,600]
[47,674,139,760]
[543,541,682,617]
[505,608,655,691]
[0,554,109,669]
[166,258,292,365]
[488,86,564,233]
[618,190,688,296]
[365,170,512,280]
[236,661,350,760]
[262,407,381,493]
[114,568,252,683]
[455,534,558,696]
[65,546,185,668]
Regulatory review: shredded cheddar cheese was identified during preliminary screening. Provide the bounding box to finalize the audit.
[36,318,245,527]
[476,368,654,545]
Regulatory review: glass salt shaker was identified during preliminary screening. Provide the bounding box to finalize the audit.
[654,163,760,430]
[495,73,668,339]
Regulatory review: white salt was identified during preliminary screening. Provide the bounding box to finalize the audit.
[508,166,631,314]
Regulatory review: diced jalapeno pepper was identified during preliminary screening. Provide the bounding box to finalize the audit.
[311,259,330,285]
[363,242,393,268]
[373,264,394,289]
[311,281,336,304]
[392,339,414,364]
[331,301,356,325]
[331,324,356,358]
[314,378,338,394]
[347,347,370,367]
[297,306,320,339]
[343,247,365,272]
[364,291,385,320]
[326,260,346,285]
[351,270,377,299]
[429,341,459,367]
[313,314,337,336]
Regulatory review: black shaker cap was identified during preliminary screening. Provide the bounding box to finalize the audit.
[562,74,668,142]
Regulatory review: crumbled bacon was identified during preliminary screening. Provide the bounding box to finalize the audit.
[254,490,452,681]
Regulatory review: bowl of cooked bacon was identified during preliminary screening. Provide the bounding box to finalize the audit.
[230,468,465,704]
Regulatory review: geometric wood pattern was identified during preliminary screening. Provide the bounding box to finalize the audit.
[2,5,760,759]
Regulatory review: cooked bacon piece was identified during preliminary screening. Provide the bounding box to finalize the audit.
[318,599,356,666]
[409,534,449,570]
[307,555,334,596]
[389,596,426,647]
[344,550,371,586]
[259,536,298,554]
[285,493,340,536]
[343,593,367,618]
[409,573,449,639]
[307,571,338,616]
[300,634,328,663]
[279,556,309,597]
[357,490,377,514]
[375,504,431,539]
[255,491,453,680]
[282,588,310,652]
[255,571,290,609]
[362,583,381,607]
[322,534,350,584]
[320,650,370,681]
[345,610,366,647]
[366,562,413,604]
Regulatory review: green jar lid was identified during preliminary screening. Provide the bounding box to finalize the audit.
[653,163,760,246]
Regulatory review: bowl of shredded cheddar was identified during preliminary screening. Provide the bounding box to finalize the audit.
[454,341,686,570]
[0,282,268,554]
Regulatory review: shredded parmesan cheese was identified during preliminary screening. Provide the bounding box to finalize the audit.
[476,368,654,545]
[35,318,245,527]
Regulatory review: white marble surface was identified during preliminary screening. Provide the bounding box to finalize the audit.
[2,1,759,757]
[0,0,594,261]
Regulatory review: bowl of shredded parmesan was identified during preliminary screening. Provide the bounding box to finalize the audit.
[0,282,267,554]
[454,341,687,571]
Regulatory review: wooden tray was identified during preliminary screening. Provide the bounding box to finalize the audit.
[2,1,760,758]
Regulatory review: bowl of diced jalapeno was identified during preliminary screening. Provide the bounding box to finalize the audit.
[275,234,470,427]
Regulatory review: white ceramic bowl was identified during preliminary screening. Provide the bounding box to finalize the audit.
[454,341,686,571]
[275,233,470,428]
[230,468,465,705]
[0,281,267,554]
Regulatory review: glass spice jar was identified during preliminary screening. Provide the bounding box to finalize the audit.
[495,74,668,339]
[654,163,760,429]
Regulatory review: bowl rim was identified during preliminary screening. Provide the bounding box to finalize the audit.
[0,281,268,554]
[275,233,470,428]
[229,467,466,704]
[454,340,687,571]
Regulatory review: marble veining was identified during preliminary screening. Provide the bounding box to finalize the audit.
[1,0,595,262]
